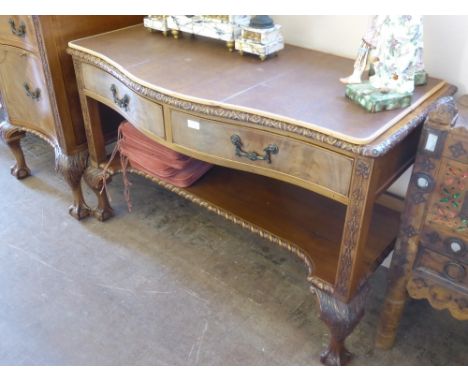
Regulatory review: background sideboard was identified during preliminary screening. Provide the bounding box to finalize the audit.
[0,15,142,218]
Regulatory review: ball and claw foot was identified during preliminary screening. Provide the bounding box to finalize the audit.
[93,207,114,222]
[320,342,353,366]
[171,30,179,39]
[68,203,91,220]
[226,40,234,52]
[10,163,31,179]
[260,54,267,61]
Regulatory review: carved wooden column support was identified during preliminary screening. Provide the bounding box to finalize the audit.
[54,147,91,220]
[375,215,418,349]
[374,253,409,349]
[83,166,114,221]
[311,283,369,366]
[0,123,31,179]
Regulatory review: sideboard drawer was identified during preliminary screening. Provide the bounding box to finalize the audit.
[421,227,468,263]
[171,110,353,197]
[81,63,165,139]
[415,248,468,291]
[0,16,38,53]
[0,45,55,137]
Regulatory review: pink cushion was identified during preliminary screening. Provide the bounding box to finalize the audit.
[118,121,212,187]
[120,121,192,170]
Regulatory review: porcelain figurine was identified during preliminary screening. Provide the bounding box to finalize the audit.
[340,15,381,85]
[343,15,427,112]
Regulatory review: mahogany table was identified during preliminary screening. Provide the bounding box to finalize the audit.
[67,24,455,365]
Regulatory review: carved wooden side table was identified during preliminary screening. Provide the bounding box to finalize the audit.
[0,16,141,218]
[376,96,468,350]
[67,25,455,365]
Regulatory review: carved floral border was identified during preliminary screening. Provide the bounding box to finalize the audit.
[68,47,456,158]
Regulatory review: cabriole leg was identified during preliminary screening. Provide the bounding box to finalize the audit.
[55,147,91,220]
[84,166,114,221]
[1,126,31,179]
[311,284,369,366]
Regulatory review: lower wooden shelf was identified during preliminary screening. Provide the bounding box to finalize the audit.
[103,157,400,288]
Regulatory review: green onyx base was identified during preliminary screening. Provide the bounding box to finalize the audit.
[345,82,412,113]
[414,70,428,86]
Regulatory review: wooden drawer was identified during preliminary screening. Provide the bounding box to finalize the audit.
[81,63,164,139]
[415,248,468,291]
[0,45,55,137]
[171,110,353,198]
[0,16,38,53]
[421,227,468,263]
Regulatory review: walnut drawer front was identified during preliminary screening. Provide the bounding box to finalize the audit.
[81,63,165,139]
[170,110,353,198]
[0,45,55,137]
[0,16,38,53]
[415,248,468,291]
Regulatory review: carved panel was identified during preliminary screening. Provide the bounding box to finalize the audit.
[335,157,372,297]
[425,159,468,234]
[407,276,468,320]
[67,48,457,158]
[449,141,467,159]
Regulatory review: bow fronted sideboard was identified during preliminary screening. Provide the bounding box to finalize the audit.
[67,24,456,365]
[0,16,142,218]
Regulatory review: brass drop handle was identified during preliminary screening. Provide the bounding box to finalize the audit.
[23,82,41,101]
[230,134,279,164]
[110,84,130,111]
[8,18,26,37]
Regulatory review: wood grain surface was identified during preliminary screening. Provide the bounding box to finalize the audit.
[69,24,446,145]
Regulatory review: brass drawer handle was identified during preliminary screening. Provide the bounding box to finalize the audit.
[8,18,26,37]
[110,84,129,111]
[23,82,41,101]
[230,134,279,164]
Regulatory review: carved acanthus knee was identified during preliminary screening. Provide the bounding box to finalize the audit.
[54,147,91,220]
[311,283,369,366]
[83,165,114,221]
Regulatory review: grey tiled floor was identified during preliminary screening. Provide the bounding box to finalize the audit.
[0,133,466,365]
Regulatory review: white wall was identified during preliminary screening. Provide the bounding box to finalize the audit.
[274,16,468,93]
[273,15,468,197]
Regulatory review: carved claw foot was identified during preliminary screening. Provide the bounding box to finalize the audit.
[320,339,353,366]
[311,283,369,366]
[93,206,114,222]
[10,162,31,179]
[68,203,91,220]
[55,148,92,220]
[84,166,114,221]
[1,127,31,180]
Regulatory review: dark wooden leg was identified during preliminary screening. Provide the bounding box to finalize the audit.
[1,125,31,179]
[375,256,409,349]
[55,147,91,220]
[83,166,114,221]
[311,284,369,366]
